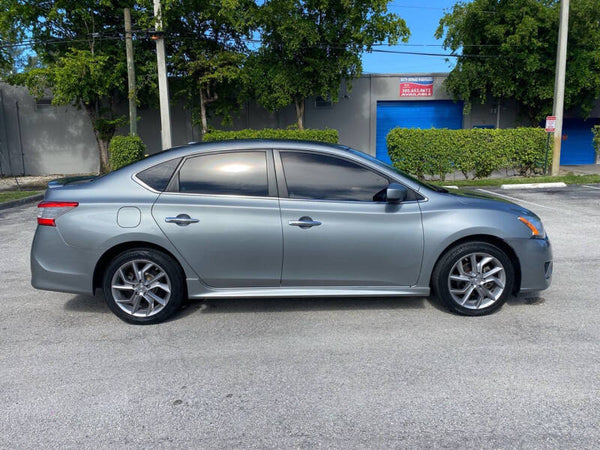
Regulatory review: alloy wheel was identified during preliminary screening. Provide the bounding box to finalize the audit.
[447,252,506,310]
[110,259,171,317]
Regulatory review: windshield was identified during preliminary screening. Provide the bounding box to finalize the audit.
[345,148,448,193]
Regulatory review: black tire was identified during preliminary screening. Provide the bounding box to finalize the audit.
[432,241,514,316]
[102,248,185,324]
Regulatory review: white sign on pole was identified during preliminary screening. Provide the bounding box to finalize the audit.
[545,115,556,133]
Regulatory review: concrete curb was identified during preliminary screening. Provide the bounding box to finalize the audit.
[500,182,567,190]
[0,193,44,211]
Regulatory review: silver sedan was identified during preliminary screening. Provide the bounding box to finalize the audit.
[31,140,552,324]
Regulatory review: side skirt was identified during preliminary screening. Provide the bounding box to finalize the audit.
[186,283,430,299]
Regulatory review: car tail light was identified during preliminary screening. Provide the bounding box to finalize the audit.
[37,201,79,226]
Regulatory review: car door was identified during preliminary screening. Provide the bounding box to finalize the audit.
[276,150,424,287]
[152,150,282,288]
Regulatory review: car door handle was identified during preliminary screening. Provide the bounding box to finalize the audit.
[165,214,199,226]
[289,216,322,228]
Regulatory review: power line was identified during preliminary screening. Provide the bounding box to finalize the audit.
[388,4,452,10]
[0,33,500,59]
[0,36,122,49]
[369,48,494,58]
[388,2,497,13]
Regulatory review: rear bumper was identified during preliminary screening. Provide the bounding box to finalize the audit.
[30,226,96,295]
[506,235,553,294]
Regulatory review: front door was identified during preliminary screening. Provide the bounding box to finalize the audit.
[277,150,424,287]
[152,150,282,288]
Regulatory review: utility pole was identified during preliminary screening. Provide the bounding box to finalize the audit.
[153,0,172,150]
[551,0,570,176]
[124,7,137,136]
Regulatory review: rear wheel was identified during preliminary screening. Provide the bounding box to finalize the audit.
[432,241,514,316]
[102,248,185,324]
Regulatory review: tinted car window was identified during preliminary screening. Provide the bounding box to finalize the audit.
[280,152,389,201]
[136,158,181,192]
[178,151,268,197]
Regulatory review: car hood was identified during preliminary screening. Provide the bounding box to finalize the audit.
[445,188,539,218]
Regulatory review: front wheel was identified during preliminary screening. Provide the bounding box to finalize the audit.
[102,248,185,324]
[432,241,514,316]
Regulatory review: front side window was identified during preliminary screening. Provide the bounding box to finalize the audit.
[178,151,268,197]
[280,151,389,202]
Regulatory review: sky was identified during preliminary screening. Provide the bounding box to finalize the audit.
[362,0,459,74]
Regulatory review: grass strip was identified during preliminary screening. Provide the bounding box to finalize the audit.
[0,190,42,203]
[430,174,600,188]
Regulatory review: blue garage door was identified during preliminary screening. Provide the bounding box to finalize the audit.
[376,100,464,163]
[560,118,599,165]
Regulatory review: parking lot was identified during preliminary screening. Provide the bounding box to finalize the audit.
[1,184,599,448]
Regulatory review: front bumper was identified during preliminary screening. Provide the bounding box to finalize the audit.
[506,235,553,294]
[31,226,96,295]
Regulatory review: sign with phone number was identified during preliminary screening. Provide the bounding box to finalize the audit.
[399,77,434,97]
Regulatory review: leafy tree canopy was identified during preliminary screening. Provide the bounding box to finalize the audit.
[244,0,410,129]
[0,0,157,172]
[158,0,256,136]
[436,0,600,124]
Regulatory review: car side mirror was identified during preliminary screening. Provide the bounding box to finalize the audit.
[386,183,408,203]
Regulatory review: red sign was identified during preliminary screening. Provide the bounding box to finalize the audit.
[545,116,556,132]
[399,77,433,97]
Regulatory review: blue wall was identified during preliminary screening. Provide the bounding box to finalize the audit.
[560,118,599,165]
[376,100,464,163]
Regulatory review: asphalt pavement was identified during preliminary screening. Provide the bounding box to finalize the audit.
[1,185,599,449]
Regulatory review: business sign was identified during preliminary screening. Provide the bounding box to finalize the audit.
[399,77,434,97]
[545,115,556,132]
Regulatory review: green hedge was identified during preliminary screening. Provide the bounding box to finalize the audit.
[386,127,549,180]
[204,128,338,144]
[109,135,146,171]
[593,125,600,159]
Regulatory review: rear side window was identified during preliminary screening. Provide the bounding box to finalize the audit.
[178,151,268,197]
[280,151,389,202]
[136,158,181,192]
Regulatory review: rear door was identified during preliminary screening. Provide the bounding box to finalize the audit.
[152,150,282,288]
[276,150,424,287]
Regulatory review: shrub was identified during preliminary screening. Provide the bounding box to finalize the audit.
[386,128,452,180]
[203,128,338,144]
[593,125,600,160]
[108,135,146,171]
[503,128,549,176]
[386,127,548,180]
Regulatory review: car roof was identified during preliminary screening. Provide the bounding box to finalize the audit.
[128,139,349,169]
[165,139,348,155]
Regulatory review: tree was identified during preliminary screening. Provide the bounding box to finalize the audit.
[1,0,157,172]
[162,0,255,137]
[182,50,245,136]
[0,8,19,74]
[436,0,600,124]
[244,0,409,129]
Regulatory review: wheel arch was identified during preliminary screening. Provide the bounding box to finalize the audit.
[429,234,521,294]
[93,241,188,294]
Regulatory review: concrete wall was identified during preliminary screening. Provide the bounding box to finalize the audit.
[129,97,299,156]
[305,78,371,151]
[463,98,527,129]
[0,83,99,176]
[3,75,600,175]
[117,102,198,156]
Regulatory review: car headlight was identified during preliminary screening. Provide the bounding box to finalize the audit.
[518,216,546,239]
